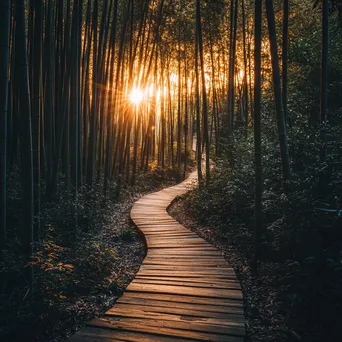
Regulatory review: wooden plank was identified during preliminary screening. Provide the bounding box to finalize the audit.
[139,224,186,228]
[148,244,213,249]
[135,276,238,284]
[136,222,185,227]
[69,334,122,341]
[147,235,201,239]
[136,272,237,281]
[108,303,244,320]
[143,256,226,261]
[143,230,195,234]
[89,318,245,341]
[146,236,205,240]
[144,255,226,260]
[135,275,238,284]
[147,240,209,244]
[138,269,236,276]
[146,246,220,251]
[137,273,237,280]
[138,269,235,274]
[151,244,220,250]
[146,236,201,240]
[145,256,227,261]
[136,274,237,280]
[105,307,245,327]
[147,239,206,244]
[140,228,189,232]
[118,292,243,310]
[144,233,197,237]
[147,250,222,256]
[126,283,243,300]
[142,260,229,266]
[131,278,241,290]
[120,292,243,307]
[141,231,198,234]
[116,296,244,314]
[131,217,174,221]
[71,327,196,342]
[140,266,234,272]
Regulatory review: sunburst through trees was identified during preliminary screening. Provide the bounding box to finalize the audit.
[0,0,290,286]
[1,1,340,339]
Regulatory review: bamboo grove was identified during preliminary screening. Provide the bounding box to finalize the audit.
[0,0,335,283]
[0,0,248,273]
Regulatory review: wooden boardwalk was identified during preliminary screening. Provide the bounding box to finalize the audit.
[70,171,245,341]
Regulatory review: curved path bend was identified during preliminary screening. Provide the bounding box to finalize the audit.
[70,170,245,341]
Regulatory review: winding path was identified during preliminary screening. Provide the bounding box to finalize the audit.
[70,170,245,341]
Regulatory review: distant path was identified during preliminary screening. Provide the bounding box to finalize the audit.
[70,170,245,341]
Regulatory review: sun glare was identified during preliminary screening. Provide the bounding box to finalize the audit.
[130,88,144,105]
[238,70,245,81]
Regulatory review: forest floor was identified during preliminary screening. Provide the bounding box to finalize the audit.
[2,189,146,342]
[51,176,182,341]
[0,171,183,342]
[2,164,296,342]
[169,198,296,342]
[58,190,146,341]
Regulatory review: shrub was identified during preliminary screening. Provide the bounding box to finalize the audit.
[185,109,342,341]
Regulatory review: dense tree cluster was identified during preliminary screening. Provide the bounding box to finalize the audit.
[0,0,341,340]
[182,0,342,341]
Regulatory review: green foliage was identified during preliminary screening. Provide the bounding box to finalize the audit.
[0,179,124,341]
[1,155,189,340]
[186,106,342,340]
[289,8,342,120]
[134,154,195,193]
[31,239,118,302]
[0,235,119,341]
[119,228,134,242]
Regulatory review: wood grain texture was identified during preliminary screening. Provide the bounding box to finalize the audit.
[69,170,245,341]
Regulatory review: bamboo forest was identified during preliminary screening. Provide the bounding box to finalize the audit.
[0,0,342,341]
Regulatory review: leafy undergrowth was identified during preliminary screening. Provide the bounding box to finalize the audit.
[169,115,342,342]
[0,165,191,342]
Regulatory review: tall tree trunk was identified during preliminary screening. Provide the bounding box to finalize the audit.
[183,50,188,179]
[227,0,237,135]
[242,0,249,132]
[320,0,329,162]
[195,27,203,187]
[252,0,262,275]
[15,0,34,286]
[167,67,175,169]
[208,26,219,155]
[265,0,291,185]
[132,106,141,185]
[282,0,289,124]
[177,34,182,171]
[71,0,82,188]
[160,57,166,175]
[0,0,11,266]
[70,0,82,241]
[44,0,55,189]
[104,0,118,194]
[86,0,98,187]
[196,0,210,184]
[320,0,328,124]
[32,0,43,240]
